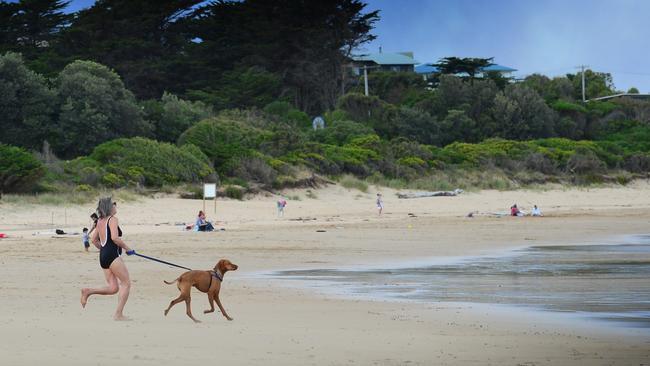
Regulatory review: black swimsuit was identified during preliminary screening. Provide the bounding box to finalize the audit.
[99,216,123,269]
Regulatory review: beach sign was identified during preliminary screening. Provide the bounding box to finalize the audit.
[203,183,217,212]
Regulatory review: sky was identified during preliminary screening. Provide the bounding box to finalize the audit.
[362,0,650,92]
[12,0,650,93]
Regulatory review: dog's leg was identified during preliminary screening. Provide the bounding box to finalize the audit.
[165,284,190,316]
[164,294,185,316]
[215,293,233,321]
[184,296,200,323]
[204,292,216,314]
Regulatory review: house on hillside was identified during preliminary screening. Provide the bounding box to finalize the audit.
[415,62,517,81]
[351,51,419,74]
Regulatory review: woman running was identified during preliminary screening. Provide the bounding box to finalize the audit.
[80,197,135,320]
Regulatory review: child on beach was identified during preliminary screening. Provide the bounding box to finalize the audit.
[376,193,384,215]
[82,227,90,252]
[277,198,287,217]
[531,205,543,216]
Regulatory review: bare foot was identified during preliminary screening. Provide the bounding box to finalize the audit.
[80,288,89,308]
[113,314,131,321]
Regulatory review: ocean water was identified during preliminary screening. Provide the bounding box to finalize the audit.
[273,235,650,328]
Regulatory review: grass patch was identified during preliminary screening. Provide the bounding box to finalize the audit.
[339,174,368,192]
[305,189,318,199]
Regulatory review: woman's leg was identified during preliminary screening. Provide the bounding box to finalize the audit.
[109,257,131,320]
[80,269,118,308]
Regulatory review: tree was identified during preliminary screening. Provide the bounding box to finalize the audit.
[567,69,614,100]
[0,0,71,75]
[523,74,574,102]
[358,71,426,105]
[185,66,282,111]
[440,109,478,145]
[187,0,379,113]
[53,60,151,157]
[143,92,213,143]
[415,75,469,119]
[57,0,202,99]
[628,87,639,94]
[336,92,397,138]
[491,84,558,140]
[0,52,55,150]
[393,107,440,145]
[433,57,494,84]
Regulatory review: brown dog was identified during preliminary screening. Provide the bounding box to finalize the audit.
[163,259,238,323]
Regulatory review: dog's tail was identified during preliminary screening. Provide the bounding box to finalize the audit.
[163,277,180,285]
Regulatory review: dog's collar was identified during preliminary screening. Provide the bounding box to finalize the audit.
[211,270,223,282]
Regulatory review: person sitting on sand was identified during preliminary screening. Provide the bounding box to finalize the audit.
[531,205,543,217]
[196,210,215,232]
[376,193,384,215]
[511,204,521,217]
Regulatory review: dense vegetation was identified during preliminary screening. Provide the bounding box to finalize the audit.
[1,0,649,198]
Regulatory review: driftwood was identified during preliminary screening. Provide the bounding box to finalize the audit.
[397,189,463,199]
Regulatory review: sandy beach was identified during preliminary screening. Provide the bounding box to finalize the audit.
[1,182,650,365]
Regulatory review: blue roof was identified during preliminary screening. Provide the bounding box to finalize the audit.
[415,64,439,74]
[415,63,517,74]
[352,52,419,65]
[481,64,517,72]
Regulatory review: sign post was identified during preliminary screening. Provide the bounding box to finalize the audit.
[203,183,217,213]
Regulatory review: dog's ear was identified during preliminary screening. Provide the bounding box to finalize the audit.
[216,259,228,273]
[214,259,224,272]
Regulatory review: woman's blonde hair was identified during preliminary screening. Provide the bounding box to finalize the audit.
[97,197,113,218]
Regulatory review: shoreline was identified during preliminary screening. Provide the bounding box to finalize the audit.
[259,234,650,335]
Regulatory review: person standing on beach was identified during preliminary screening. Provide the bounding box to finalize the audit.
[376,193,384,215]
[80,197,135,321]
[82,227,90,252]
[277,198,287,217]
[88,212,98,236]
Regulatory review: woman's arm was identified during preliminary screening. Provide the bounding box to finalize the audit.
[90,225,101,250]
[108,216,132,252]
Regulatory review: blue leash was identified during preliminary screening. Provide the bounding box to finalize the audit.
[131,252,192,271]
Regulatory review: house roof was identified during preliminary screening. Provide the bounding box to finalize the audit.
[482,64,517,72]
[415,63,517,74]
[589,93,650,102]
[352,52,419,65]
[415,64,439,74]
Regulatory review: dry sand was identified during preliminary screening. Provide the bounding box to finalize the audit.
[1,182,650,365]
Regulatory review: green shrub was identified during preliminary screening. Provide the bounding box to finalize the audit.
[102,173,124,187]
[224,185,244,200]
[75,184,93,193]
[566,148,606,175]
[397,156,427,168]
[0,144,45,194]
[263,101,292,117]
[90,137,214,186]
[551,100,587,113]
[311,120,374,145]
[178,116,271,170]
